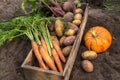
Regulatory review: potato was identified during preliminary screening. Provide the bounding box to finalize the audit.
[74,8,83,14]
[63,36,76,46]
[74,13,82,20]
[72,19,81,26]
[68,22,78,32]
[82,60,94,72]
[63,12,74,22]
[55,19,64,37]
[63,1,73,12]
[64,29,76,36]
[60,36,66,46]
[81,50,97,60]
[62,46,72,57]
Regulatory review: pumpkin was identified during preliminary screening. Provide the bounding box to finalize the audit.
[84,26,112,53]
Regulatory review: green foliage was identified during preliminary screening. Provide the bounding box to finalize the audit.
[0,14,56,46]
[21,0,65,14]
[0,16,28,46]
[103,0,120,11]
[74,0,81,8]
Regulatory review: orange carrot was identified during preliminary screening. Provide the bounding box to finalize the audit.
[31,41,48,70]
[52,48,64,73]
[52,40,66,63]
[41,37,48,51]
[41,37,53,69]
[39,45,57,71]
[51,36,60,46]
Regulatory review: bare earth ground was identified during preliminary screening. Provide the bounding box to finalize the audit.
[0,0,120,80]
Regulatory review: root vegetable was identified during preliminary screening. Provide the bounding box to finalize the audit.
[81,50,97,60]
[51,36,60,46]
[64,29,76,36]
[72,19,81,26]
[82,60,94,72]
[63,1,73,12]
[60,36,66,46]
[52,48,63,73]
[52,40,66,63]
[41,37,48,51]
[55,19,64,37]
[68,22,78,32]
[74,13,82,20]
[49,0,65,17]
[74,8,83,14]
[31,41,48,70]
[62,46,72,57]
[63,12,74,22]
[39,45,57,71]
[63,36,76,46]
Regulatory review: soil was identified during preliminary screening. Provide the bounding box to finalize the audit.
[0,0,120,80]
[70,9,120,80]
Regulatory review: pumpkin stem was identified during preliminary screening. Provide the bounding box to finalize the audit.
[90,30,97,38]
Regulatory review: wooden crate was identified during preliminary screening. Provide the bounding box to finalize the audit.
[21,3,89,80]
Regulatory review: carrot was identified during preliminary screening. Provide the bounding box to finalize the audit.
[51,36,60,46]
[39,45,57,71]
[52,40,66,63]
[41,37,48,51]
[31,41,48,70]
[52,48,64,73]
[41,37,54,69]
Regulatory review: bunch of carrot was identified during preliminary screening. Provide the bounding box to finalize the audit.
[23,17,66,73]
[0,15,66,73]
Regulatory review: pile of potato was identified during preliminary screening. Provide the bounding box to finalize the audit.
[49,19,78,57]
[63,2,83,26]
[49,1,83,57]
[81,50,98,72]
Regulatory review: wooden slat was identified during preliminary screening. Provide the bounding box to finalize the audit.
[63,3,89,80]
[23,65,63,80]
[21,51,63,80]
[21,50,33,66]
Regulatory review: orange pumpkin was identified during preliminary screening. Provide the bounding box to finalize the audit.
[84,26,112,53]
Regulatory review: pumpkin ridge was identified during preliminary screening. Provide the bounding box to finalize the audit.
[90,38,97,51]
[85,38,92,50]
[95,38,100,52]
[98,36,111,51]
[96,30,103,36]
[94,27,106,36]
[96,37,105,52]
[89,39,93,50]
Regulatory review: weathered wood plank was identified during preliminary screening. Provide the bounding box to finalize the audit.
[63,3,89,80]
